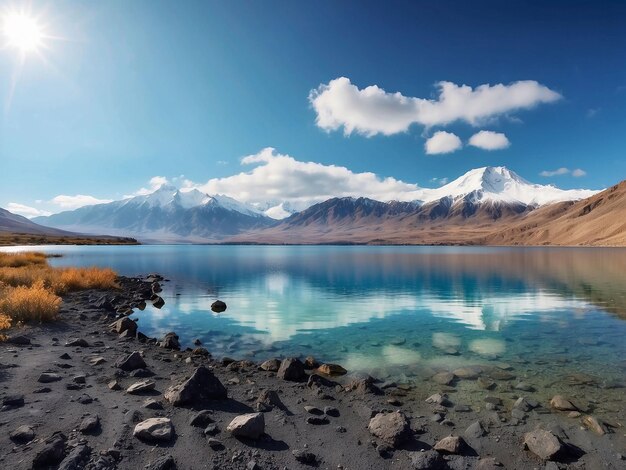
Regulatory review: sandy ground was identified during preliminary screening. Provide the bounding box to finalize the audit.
[1,277,625,470]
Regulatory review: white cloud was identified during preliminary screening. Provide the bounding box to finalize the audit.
[540,167,586,178]
[468,130,510,150]
[430,177,449,186]
[309,77,561,136]
[193,147,423,211]
[50,194,113,210]
[6,202,52,218]
[425,131,462,155]
[124,176,170,198]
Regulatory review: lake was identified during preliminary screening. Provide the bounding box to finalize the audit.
[4,245,626,405]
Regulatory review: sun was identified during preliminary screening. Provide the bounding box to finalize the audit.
[3,12,43,53]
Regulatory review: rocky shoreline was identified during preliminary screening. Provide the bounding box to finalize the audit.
[1,275,624,469]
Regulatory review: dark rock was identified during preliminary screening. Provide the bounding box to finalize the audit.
[79,415,100,434]
[3,394,24,407]
[368,411,411,447]
[130,368,154,377]
[277,357,306,381]
[153,296,165,309]
[33,387,51,394]
[65,338,89,347]
[143,398,163,410]
[147,454,176,470]
[347,378,383,395]
[164,366,227,406]
[7,335,31,345]
[410,450,446,469]
[59,353,72,360]
[292,449,317,464]
[256,389,283,411]
[207,438,223,449]
[32,432,66,468]
[189,410,214,427]
[38,372,62,383]
[10,424,35,442]
[210,300,227,312]
[307,373,339,390]
[116,351,147,371]
[204,424,219,436]
[324,406,340,417]
[57,444,91,470]
[304,405,324,415]
[77,393,93,404]
[159,332,180,350]
[304,356,319,369]
[110,317,137,335]
[306,416,330,425]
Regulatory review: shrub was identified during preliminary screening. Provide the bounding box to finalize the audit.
[0,252,48,268]
[56,267,118,292]
[0,280,61,323]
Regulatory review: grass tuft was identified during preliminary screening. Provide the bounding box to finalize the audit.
[0,280,61,323]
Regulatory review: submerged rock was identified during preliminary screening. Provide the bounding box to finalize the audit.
[550,395,578,411]
[432,371,456,386]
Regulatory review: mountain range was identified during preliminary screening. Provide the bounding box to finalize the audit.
[10,165,622,246]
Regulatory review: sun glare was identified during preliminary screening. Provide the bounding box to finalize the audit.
[3,12,43,53]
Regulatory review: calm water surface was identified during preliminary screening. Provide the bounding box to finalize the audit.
[4,245,626,395]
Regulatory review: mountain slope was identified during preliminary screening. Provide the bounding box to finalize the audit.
[486,180,626,246]
[1,207,75,236]
[34,186,275,242]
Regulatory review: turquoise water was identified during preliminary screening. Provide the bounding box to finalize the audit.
[4,245,626,388]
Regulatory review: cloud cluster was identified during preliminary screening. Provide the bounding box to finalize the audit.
[125,176,170,198]
[310,77,561,136]
[195,147,422,210]
[50,194,113,210]
[468,130,510,150]
[425,131,462,155]
[540,168,586,178]
[6,202,51,218]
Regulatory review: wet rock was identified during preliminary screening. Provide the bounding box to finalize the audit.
[164,366,227,406]
[115,351,147,371]
[304,356,319,369]
[189,410,214,427]
[133,417,174,442]
[226,412,265,439]
[515,382,535,392]
[159,332,180,350]
[38,372,62,383]
[110,317,137,335]
[477,377,496,390]
[146,454,176,470]
[434,435,466,454]
[57,444,91,470]
[550,395,578,411]
[79,415,100,433]
[32,432,66,468]
[452,366,483,380]
[484,396,502,406]
[523,429,564,460]
[210,300,227,312]
[316,363,347,376]
[582,415,608,435]
[426,393,452,407]
[368,411,411,447]
[464,421,486,439]
[292,449,317,464]
[126,379,156,394]
[259,358,281,372]
[10,424,35,442]
[152,296,165,308]
[513,397,536,412]
[410,450,446,469]
[432,371,456,386]
[277,357,306,381]
[65,338,89,347]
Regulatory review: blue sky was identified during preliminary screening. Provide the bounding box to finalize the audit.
[1,0,625,216]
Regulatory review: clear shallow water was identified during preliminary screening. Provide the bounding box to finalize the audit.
[4,245,626,390]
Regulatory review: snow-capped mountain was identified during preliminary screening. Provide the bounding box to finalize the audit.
[34,186,273,242]
[413,166,596,206]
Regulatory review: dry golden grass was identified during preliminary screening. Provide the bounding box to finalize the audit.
[0,252,118,327]
[0,280,61,323]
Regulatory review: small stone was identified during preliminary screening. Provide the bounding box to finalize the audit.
[164,366,227,406]
[464,421,486,439]
[7,335,31,345]
[304,405,323,415]
[259,359,281,372]
[79,415,100,434]
[582,415,607,435]
[306,416,329,425]
[515,382,535,392]
[108,380,122,391]
[484,396,502,406]
[277,357,306,381]
[89,357,106,366]
[77,393,93,404]
[304,356,319,369]
[3,394,25,407]
[110,317,137,335]
[523,429,564,460]
[146,454,176,470]
[477,376,496,390]
[324,406,340,417]
[65,338,89,347]
[143,398,163,410]
[59,353,71,360]
[207,438,223,449]
[73,374,86,384]
[434,435,465,454]
[226,412,265,439]
[292,449,317,464]
[32,432,66,468]
[316,363,348,376]
[550,395,578,411]
[368,411,411,447]
[432,371,456,386]
[189,410,214,427]
[38,372,62,383]
[115,351,147,371]
[10,425,35,442]
[210,300,227,312]
[159,332,180,350]
[126,379,156,394]
[133,417,174,442]
[203,424,219,436]
[426,393,452,407]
